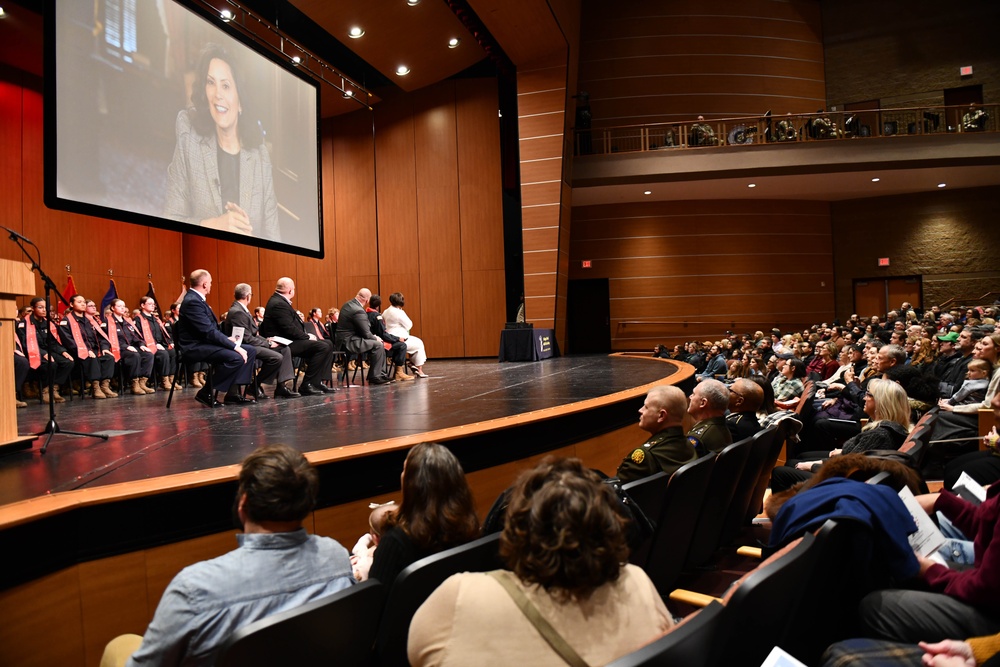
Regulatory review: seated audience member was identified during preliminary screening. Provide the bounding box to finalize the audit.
[856,479,1000,644]
[615,385,697,482]
[304,308,331,343]
[259,277,336,395]
[772,357,807,409]
[686,379,733,455]
[106,299,156,396]
[366,294,413,382]
[225,283,299,399]
[135,296,177,390]
[943,392,1000,490]
[942,358,992,408]
[910,337,936,370]
[822,634,1000,667]
[936,330,976,398]
[382,292,429,378]
[16,297,73,403]
[927,332,1000,474]
[368,442,480,589]
[100,444,355,667]
[726,378,764,441]
[352,503,396,582]
[59,294,117,399]
[695,344,727,381]
[407,457,673,667]
[808,341,840,380]
[13,338,28,408]
[771,378,912,492]
[335,288,392,385]
[177,270,256,407]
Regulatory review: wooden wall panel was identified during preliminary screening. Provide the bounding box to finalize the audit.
[570,200,834,349]
[375,97,418,292]
[418,271,465,358]
[332,112,379,292]
[0,567,86,667]
[462,269,506,356]
[0,79,24,263]
[79,552,149,667]
[578,0,826,125]
[416,185,462,290]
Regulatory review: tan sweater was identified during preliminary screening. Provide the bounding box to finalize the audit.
[408,564,673,667]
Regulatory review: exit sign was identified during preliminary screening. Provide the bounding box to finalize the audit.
[581,260,592,269]
[878,257,890,267]
[960,65,973,76]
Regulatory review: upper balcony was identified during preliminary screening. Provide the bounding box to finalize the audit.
[571,105,1000,204]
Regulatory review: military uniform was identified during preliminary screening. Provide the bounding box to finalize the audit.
[687,416,733,456]
[616,426,697,483]
[726,411,762,443]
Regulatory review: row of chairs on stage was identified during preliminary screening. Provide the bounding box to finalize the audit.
[213,417,891,666]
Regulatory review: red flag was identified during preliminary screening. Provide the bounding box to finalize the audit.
[58,275,77,316]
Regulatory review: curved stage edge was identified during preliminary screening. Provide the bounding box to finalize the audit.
[0,356,693,667]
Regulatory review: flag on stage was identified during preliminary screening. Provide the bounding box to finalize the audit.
[100,279,118,314]
[58,275,77,315]
[145,281,163,316]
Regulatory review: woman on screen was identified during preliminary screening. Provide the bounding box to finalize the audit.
[164,43,280,242]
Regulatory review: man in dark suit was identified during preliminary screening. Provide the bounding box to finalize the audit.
[335,288,391,385]
[177,269,257,407]
[225,283,299,399]
[258,277,336,396]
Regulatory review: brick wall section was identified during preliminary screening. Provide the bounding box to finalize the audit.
[831,186,1000,318]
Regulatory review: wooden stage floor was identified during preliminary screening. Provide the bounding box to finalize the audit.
[1,355,678,507]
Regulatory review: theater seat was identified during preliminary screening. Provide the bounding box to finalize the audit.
[605,600,726,667]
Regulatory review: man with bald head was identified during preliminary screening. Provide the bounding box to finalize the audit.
[259,277,336,395]
[726,378,764,442]
[687,378,733,456]
[335,288,391,385]
[615,385,697,482]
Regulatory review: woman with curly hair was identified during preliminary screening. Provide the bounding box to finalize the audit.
[407,457,672,666]
[368,443,480,589]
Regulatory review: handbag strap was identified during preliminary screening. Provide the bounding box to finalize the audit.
[487,570,591,667]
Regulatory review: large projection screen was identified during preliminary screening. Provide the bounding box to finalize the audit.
[45,0,324,257]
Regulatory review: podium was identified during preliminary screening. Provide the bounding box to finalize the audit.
[0,259,36,450]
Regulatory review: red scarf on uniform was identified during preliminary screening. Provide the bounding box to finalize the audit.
[24,317,63,370]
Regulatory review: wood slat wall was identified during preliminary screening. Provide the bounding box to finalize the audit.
[1,70,503,357]
[578,0,826,127]
[570,200,835,349]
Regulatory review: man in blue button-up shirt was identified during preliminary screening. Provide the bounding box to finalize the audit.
[102,444,355,667]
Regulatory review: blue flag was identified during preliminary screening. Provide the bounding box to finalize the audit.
[99,279,118,315]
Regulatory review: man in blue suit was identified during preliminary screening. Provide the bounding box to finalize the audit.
[177,269,256,407]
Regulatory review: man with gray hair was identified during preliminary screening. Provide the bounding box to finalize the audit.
[259,277,336,395]
[687,379,733,455]
[616,385,697,482]
[225,283,299,399]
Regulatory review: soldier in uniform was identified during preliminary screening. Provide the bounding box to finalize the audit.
[726,378,764,442]
[686,379,733,456]
[616,385,697,483]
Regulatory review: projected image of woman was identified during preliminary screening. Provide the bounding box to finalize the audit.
[164,44,280,241]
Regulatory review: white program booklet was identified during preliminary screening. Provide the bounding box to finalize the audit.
[270,336,293,346]
[952,471,987,506]
[230,327,245,347]
[760,647,807,667]
[898,485,946,557]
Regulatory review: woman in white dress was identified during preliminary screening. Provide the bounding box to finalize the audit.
[383,292,428,377]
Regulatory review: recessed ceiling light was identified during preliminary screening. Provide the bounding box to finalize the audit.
[348,26,365,38]
[396,65,410,76]
[643,190,652,195]
[938,183,947,188]
[871,177,880,182]
[448,37,461,48]
[747,183,756,188]
[220,9,233,22]
[343,89,355,99]
[291,55,302,65]
[407,0,420,5]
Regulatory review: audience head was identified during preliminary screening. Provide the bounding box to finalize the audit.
[688,379,729,420]
[236,444,318,527]
[863,379,911,431]
[356,288,372,306]
[729,378,763,414]
[253,306,264,318]
[389,292,405,308]
[369,294,382,310]
[500,457,628,601]
[783,358,807,379]
[968,358,991,379]
[309,308,322,319]
[389,443,480,551]
[877,344,906,372]
[275,277,295,296]
[638,385,686,434]
[973,332,1000,366]
[189,269,212,293]
[749,375,776,414]
[368,504,396,546]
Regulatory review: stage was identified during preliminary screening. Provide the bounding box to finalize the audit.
[1,355,681,507]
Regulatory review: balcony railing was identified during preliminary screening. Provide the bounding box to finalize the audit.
[573,105,998,157]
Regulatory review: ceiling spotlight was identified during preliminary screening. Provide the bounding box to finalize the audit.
[220,8,234,22]
[747,183,756,188]
[396,65,410,76]
[343,89,355,99]
[938,183,947,188]
[643,190,652,195]
[407,0,421,5]
[348,26,365,38]
[448,37,461,48]
[871,177,880,182]
[291,55,302,65]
